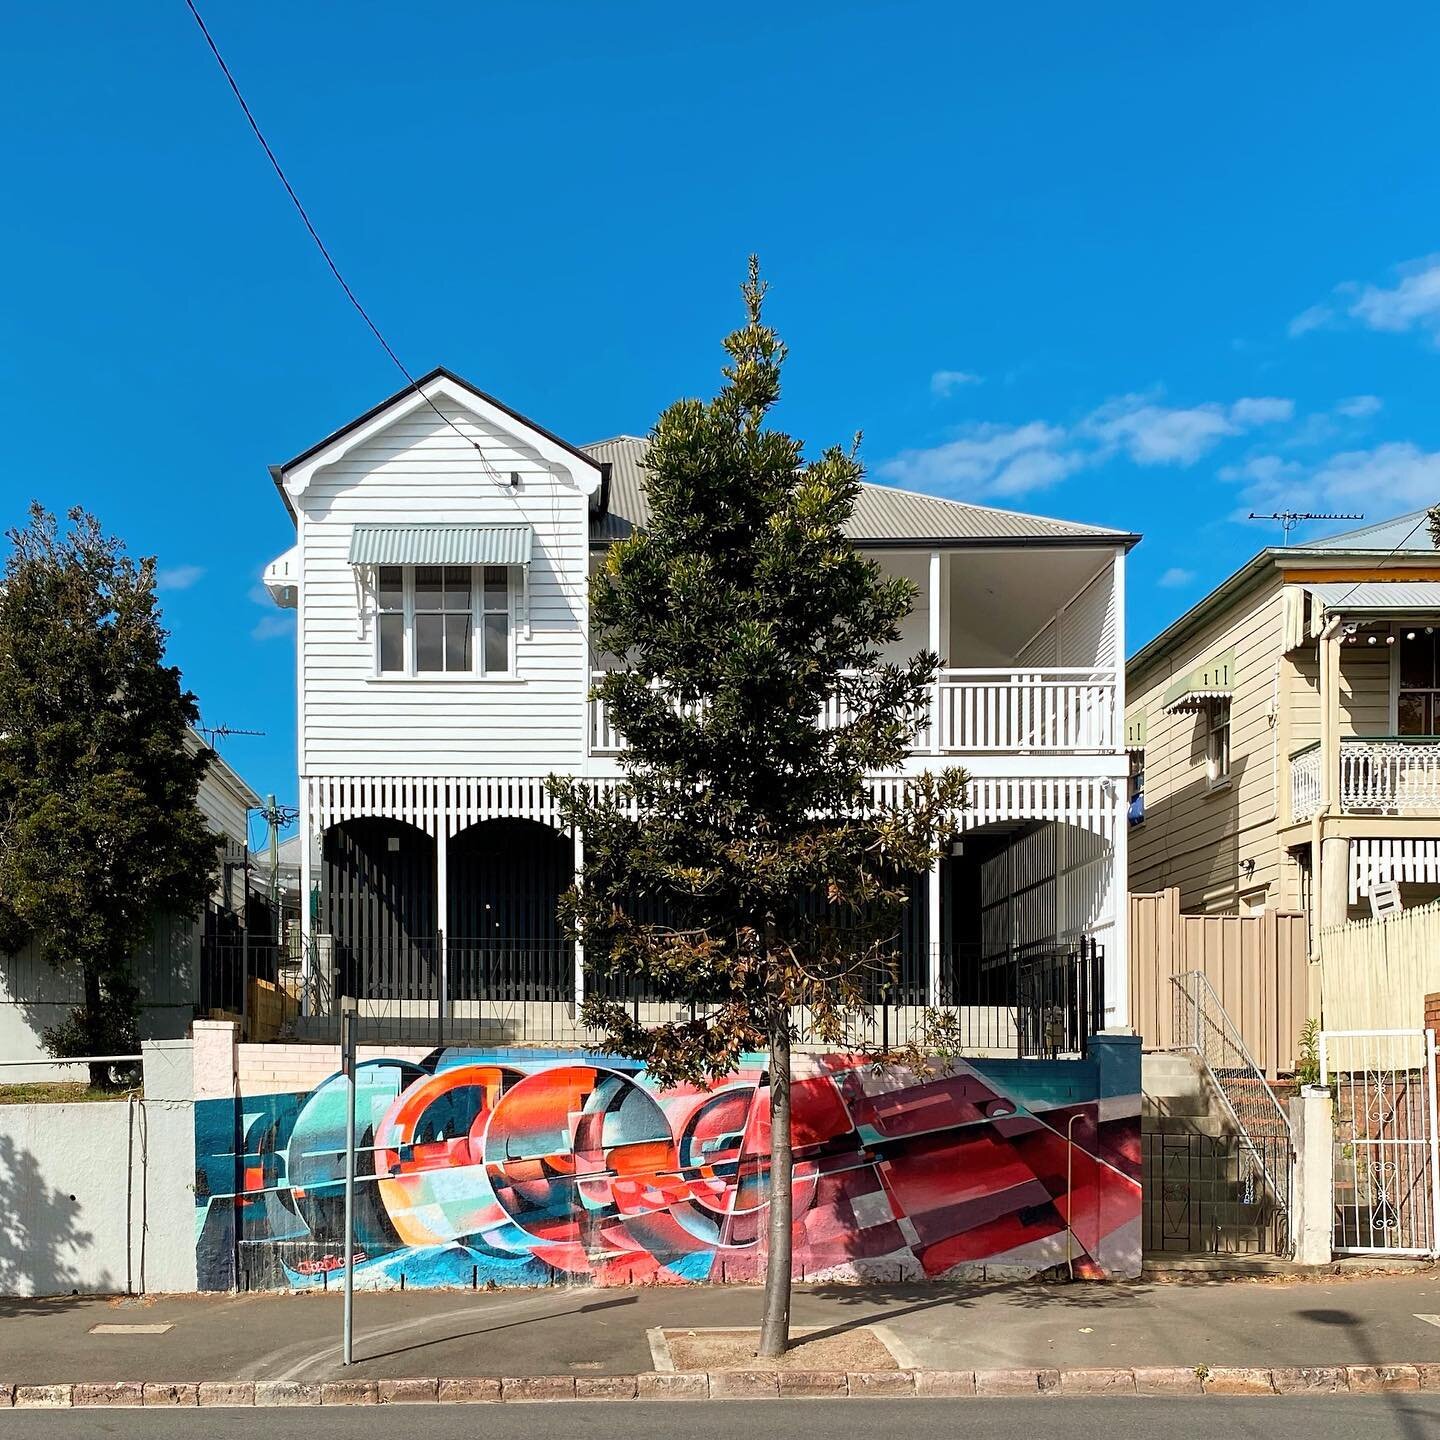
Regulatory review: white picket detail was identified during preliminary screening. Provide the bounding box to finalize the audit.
[589,666,1117,757]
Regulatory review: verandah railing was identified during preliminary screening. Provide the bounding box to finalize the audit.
[199,933,1104,1057]
[1291,736,1440,821]
[590,667,1117,756]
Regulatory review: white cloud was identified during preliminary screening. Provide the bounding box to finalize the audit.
[157,563,205,592]
[878,420,1077,499]
[1336,394,1383,419]
[1158,567,1197,588]
[1349,255,1440,336]
[1288,303,1334,338]
[251,613,294,641]
[930,369,983,397]
[1083,394,1292,466]
[1226,441,1440,518]
[1293,255,1440,344]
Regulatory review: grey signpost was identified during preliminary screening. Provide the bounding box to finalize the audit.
[340,997,358,1366]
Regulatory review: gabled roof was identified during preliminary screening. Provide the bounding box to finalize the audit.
[1305,509,1433,553]
[580,435,1137,549]
[1129,508,1440,677]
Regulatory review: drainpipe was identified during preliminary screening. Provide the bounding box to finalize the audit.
[1309,615,1344,962]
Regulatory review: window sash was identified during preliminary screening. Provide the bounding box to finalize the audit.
[1207,702,1231,784]
[373,564,513,677]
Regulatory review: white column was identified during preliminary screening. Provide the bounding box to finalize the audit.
[572,828,585,1015]
[1108,546,1129,1029]
[928,549,942,753]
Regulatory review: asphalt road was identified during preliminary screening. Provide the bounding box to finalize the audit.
[4,1399,1440,1438]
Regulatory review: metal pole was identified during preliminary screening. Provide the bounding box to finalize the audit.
[340,998,358,1366]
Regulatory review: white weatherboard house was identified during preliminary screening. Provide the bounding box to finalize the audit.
[263,369,1139,1044]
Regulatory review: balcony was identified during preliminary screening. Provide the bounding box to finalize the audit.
[1290,737,1440,821]
[588,667,1119,758]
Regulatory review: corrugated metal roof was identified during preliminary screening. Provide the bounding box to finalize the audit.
[580,435,1132,546]
[1305,510,1436,553]
[1309,581,1440,614]
[348,523,534,567]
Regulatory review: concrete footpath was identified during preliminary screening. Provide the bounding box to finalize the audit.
[3,1270,1439,1387]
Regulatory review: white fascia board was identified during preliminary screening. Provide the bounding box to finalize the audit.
[279,375,604,502]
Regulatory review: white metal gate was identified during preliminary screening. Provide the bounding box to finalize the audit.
[1320,1028,1440,1256]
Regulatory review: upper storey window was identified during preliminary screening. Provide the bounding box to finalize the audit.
[376,564,513,676]
[1398,628,1440,736]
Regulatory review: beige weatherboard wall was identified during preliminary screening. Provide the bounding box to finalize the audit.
[1128,510,1440,952]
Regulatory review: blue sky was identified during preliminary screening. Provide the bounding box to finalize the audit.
[4,3,1440,807]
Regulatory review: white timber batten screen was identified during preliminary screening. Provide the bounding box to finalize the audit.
[1350,838,1440,904]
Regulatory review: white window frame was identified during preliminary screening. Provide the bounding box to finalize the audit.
[372,564,516,679]
[1206,698,1231,789]
[1391,622,1440,736]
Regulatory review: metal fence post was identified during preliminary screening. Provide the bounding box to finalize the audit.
[340,998,358,1366]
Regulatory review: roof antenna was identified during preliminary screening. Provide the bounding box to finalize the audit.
[196,723,266,750]
[1247,511,1364,545]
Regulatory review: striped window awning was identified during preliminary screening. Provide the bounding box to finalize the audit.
[1161,647,1235,715]
[347,523,534,567]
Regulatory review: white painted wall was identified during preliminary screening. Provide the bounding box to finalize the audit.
[297,401,594,776]
[0,1040,196,1296]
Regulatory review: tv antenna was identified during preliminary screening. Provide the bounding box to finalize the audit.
[1248,511,1364,545]
[196,723,266,750]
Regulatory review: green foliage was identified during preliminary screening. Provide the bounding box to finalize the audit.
[0,505,220,1070]
[549,260,968,1085]
[1295,1017,1322,1088]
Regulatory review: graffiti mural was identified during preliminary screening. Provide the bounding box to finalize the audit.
[194,1044,1140,1290]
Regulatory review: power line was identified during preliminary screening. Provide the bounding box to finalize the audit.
[182,0,494,467]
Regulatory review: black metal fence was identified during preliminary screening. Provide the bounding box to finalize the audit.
[196,931,1106,1058]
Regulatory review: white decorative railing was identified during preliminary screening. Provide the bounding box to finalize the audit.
[589,667,1118,757]
[1290,744,1322,822]
[1340,738,1440,812]
[1290,737,1440,820]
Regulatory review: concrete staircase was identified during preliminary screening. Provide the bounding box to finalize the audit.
[1142,1051,1281,1257]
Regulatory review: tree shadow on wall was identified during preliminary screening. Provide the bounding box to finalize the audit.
[0,1133,108,1316]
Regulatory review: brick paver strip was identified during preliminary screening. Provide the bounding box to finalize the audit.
[976,1368,1059,1396]
[199,1381,255,1407]
[915,1370,977,1397]
[378,1378,439,1403]
[437,1377,501,1403]
[1345,1365,1420,1393]
[637,1371,709,1400]
[1271,1367,1347,1394]
[1060,1368,1138,1396]
[1418,1363,1440,1390]
[321,1379,378,1405]
[73,1382,144,1407]
[777,1370,848,1398]
[0,1384,12,1408]
[142,1383,198,1406]
[1202,1367,1275,1395]
[14,1386,72,1408]
[709,1370,779,1399]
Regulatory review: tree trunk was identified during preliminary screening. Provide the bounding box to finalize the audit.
[756,1011,793,1358]
[83,967,110,1090]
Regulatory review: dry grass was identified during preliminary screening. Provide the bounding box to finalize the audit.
[662,1325,899,1372]
[0,1081,130,1105]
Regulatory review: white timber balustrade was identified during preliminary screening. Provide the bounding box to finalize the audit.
[589,667,1118,756]
[1339,738,1440,812]
[1290,744,1322,822]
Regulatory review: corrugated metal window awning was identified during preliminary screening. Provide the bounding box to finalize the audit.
[347,523,534,567]
[1162,687,1232,715]
[1307,580,1440,617]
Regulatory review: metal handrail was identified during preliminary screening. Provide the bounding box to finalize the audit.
[1171,970,1294,1246]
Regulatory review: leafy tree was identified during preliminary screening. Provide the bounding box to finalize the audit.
[0,506,219,1087]
[551,261,967,1355]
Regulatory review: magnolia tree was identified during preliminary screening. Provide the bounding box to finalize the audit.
[0,506,218,1086]
[550,262,967,1356]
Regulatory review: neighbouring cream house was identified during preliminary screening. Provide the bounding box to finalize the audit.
[1127,510,1440,931]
